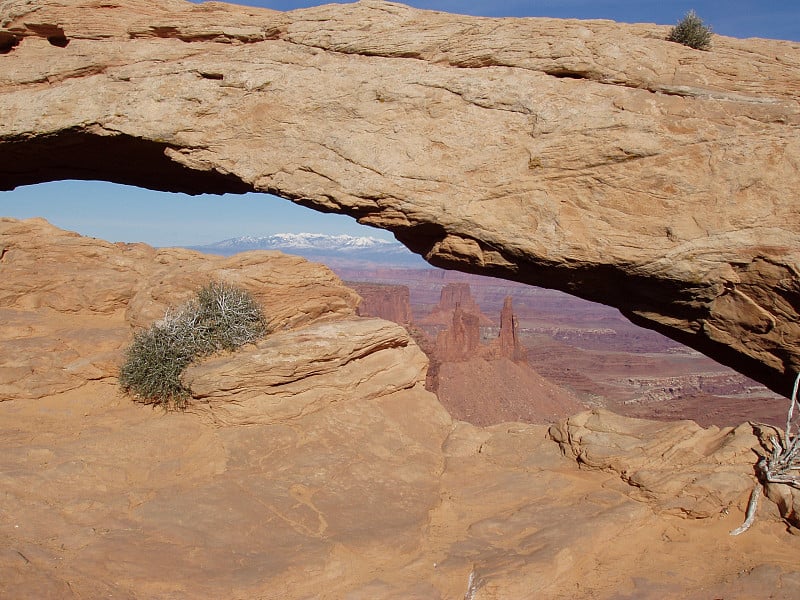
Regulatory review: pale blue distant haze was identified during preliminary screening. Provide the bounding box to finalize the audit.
[1,0,797,246]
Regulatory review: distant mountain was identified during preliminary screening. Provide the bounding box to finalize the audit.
[188,233,430,267]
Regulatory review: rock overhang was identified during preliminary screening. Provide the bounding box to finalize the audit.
[1,0,798,395]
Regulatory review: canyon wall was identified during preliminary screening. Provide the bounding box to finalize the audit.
[347,281,412,325]
[1,0,798,393]
[420,282,493,328]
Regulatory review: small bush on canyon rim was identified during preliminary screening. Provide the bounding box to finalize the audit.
[119,281,267,409]
[667,10,712,50]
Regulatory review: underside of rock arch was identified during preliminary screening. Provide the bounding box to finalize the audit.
[1,0,798,396]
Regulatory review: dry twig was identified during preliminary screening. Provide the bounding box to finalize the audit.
[730,372,800,535]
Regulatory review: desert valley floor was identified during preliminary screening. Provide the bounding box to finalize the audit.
[335,264,788,429]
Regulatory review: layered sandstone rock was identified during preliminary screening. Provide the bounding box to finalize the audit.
[184,316,427,426]
[0,217,359,400]
[550,409,760,518]
[420,282,493,328]
[348,281,412,325]
[3,0,796,393]
[2,219,800,598]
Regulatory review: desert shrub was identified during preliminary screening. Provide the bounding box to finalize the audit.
[118,316,195,408]
[667,10,712,50]
[193,281,267,352]
[119,281,267,409]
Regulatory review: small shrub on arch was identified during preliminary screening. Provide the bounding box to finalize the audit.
[119,281,267,409]
[667,10,712,50]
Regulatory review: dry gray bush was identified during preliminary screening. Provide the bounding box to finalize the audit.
[119,281,266,409]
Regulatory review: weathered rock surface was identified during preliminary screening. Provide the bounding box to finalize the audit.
[348,281,413,325]
[4,384,800,599]
[0,216,359,399]
[184,316,427,426]
[420,282,493,328]
[2,0,797,393]
[550,409,760,518]
[2,219,800,598]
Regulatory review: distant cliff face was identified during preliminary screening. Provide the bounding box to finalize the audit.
[348,282,413,325]
[432,291,526,364]
[435,306,483,362]
[420,283,493,327]
[348,277,575,423]
[438,284,478,313]
[1,0,798,393]
[490,296,528,363]
[428,289,580,424]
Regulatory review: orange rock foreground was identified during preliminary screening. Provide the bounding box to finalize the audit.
[2,218,799,598]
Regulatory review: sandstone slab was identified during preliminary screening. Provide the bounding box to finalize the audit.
[184,316,428,426]
[550,409,761,518]
[0,0,798,394]
[7,379,800,599]
[0,217,359,400]
[2,219,800,598]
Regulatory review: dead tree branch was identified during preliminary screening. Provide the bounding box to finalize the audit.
[731,372,800,535]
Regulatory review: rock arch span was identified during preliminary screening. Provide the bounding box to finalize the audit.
[1,0,798,395]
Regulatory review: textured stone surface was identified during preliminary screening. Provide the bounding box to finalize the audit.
[349,281,413,325]
[1,0,797,393]
[5,381,800,599]
[184,316,428,426]
[2,218,800,598]
[0,217,359,400]
[550,409,760,518]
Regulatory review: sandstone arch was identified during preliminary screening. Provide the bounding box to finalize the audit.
[1,0,798,395]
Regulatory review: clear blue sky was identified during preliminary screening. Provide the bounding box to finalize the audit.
[1,0,796,247]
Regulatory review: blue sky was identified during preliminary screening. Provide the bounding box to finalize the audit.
[1,0,797,247]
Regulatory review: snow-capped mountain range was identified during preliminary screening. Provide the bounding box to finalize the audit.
[200,233,396,251]
[189,233,428,267]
